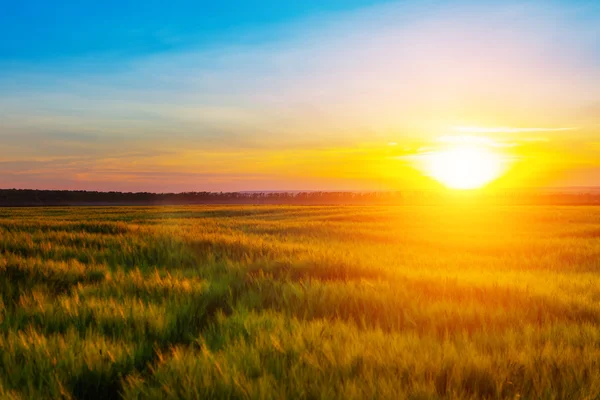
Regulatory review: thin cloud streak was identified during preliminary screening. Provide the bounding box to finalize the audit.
[453,126,579,134]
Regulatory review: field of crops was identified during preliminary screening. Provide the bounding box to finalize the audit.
[1,205,600,399]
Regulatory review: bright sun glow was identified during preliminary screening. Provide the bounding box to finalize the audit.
[420,142,506,189]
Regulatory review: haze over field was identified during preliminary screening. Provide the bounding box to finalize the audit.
[1,0,599,192]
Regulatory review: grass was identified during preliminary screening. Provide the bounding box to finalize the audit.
[1,204,600,399]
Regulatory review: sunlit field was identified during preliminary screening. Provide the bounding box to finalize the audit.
[2,205,600,399]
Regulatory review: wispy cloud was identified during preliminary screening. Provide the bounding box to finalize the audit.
[437,135,516,147]
[453,126,578,134]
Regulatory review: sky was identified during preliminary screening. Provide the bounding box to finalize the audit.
[1,0,599,192]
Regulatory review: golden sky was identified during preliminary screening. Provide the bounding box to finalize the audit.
[1,1,599,191]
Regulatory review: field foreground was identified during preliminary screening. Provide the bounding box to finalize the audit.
[1,205,600,399]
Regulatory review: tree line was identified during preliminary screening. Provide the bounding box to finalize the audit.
[1,188,600,206]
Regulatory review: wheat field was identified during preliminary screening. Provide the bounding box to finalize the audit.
[1,205,600,399]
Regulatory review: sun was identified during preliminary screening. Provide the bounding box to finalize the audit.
[420,143,506,190]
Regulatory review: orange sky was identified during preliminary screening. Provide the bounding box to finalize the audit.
[1,1,599,192]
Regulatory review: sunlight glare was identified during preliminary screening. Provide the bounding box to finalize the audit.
[420,141,507,189]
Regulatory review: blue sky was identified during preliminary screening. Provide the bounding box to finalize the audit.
[1,0,599,192]
[1,1,392,62]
